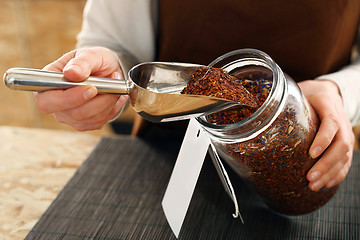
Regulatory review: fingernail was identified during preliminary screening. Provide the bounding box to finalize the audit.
[310,179,324,191]
[310,146,322,158]
[83,86,97,100]
[308,171,321,182]
[327,179,336,188]
[64,64,82,74]
[113,72,121,79]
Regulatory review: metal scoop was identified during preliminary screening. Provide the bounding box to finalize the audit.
[3,62,254,122]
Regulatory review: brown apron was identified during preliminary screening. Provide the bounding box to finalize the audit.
[132,0,360,136]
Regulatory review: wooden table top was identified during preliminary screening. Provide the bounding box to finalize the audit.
[0,126,101,240]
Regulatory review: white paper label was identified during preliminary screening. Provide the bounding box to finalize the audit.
[162,118,211,238]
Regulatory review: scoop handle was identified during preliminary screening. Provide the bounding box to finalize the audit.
[3,68,130,94]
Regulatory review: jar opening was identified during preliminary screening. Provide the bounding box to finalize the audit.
[196,49,286,141]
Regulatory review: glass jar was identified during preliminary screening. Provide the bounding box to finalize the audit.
[196,49,338,215]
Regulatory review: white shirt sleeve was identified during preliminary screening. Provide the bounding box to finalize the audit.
[76,0,156,75]
[316,57,360,126]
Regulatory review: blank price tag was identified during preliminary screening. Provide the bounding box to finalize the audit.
[162,118,211,238]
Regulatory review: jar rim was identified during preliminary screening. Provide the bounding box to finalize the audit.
[196,48,285,136]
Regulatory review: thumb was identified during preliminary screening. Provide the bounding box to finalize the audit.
[62,47,119,82]
[62,50,100,82]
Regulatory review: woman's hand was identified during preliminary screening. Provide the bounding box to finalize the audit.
[35,47,129,131]
[298,80,354,191]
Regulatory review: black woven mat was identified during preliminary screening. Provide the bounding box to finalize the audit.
[26,136,360,240]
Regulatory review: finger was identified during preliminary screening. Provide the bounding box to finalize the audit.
[309,138,344,178]
[54,105,112,128]
[326,157,352,188]
[309,153,351,191]
[53,95,127,129]
[57,104,123,131]
[62,94,120,122]
[307,133,352,190]
[35,85,98,114]
[308,107,339,159]
[69,120,110,131]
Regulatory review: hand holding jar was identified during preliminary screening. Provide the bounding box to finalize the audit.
[298,79,354,191]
